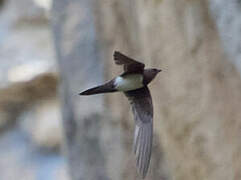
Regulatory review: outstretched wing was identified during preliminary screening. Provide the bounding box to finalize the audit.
[124,86,153,179]
[113,51,145,74]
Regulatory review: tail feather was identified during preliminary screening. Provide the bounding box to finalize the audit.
[79,83,117,95]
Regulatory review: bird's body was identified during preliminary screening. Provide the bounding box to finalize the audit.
[115,74,143,91]
[79,51,161,179]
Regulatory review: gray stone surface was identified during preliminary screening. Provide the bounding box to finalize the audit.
[209,0,241,71]
[0,0,68,179]
[51,0,110,179]
[0,0,54,87]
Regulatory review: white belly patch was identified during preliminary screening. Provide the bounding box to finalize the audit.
[114,74,143,91]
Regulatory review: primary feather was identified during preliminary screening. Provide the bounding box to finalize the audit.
[125,86,153,179]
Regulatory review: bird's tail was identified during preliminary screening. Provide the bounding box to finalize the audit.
[79,81,117,95]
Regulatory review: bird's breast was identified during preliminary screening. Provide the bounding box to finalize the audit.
[114,74,144,91]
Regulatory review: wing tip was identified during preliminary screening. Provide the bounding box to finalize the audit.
[113,51,124,65]
[134,124,152,179]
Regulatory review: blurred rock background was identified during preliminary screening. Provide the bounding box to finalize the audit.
[0,0,68,179]
[1,0,241,180]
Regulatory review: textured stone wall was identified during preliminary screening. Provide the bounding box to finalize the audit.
[94,0,241,179]
[209,0,241,71]
[51,0,241,179]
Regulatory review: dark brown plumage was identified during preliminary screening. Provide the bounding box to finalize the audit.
[125,86,153,178]
[79,51,161,179]
[114,51,145,74]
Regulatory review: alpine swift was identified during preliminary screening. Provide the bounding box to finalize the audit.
[79,51,161,178]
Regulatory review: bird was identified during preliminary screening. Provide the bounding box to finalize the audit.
[79,51,161,179]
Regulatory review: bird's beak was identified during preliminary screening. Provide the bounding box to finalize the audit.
[157,69,162,73]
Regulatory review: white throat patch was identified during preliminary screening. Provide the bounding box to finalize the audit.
[114,74,144,91]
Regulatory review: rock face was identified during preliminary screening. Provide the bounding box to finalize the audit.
[24,98,63,150]
[51,0,110,179]
[0,73,58,129]
[52,0,241,180]
[0,1,65,179]
[94,0,241,180]
[0,0,54,87]
[208,0,241,70]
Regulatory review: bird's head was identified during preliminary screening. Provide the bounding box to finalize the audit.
[146,68,162,78]
[151,68,162,74]
[143,68,162,85]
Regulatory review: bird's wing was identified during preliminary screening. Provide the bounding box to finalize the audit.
[113,51,145,74]
[124,86,153,179]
